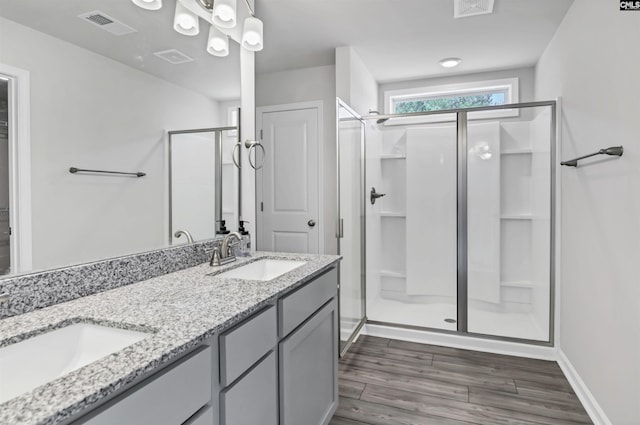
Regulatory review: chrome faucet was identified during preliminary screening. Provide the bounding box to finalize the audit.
[174,229,194,244]
[210,232,242,266]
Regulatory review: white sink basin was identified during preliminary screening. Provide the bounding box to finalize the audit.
[215,259,306,281]
[0,323,149,404]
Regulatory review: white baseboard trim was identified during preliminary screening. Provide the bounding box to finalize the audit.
[556,349,612,425]
[363,324,556,360]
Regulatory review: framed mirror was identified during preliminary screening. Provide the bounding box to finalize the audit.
[0,0,241,275]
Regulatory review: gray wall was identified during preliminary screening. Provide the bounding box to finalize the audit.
[535,1,640,423]
[256,65,337,254]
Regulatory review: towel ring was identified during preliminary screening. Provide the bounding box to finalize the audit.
[248,142,265,170]
[232,140,266,170]
[231,142,242,169]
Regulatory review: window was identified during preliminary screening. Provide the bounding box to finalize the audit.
[384,78,519,124]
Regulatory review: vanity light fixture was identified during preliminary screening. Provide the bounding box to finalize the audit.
[241,16,263,51]
[212,0,237,28]
[439,57,462,68]
[174,1,200,36]
[132,0,264,54]
[131,0,162,11]
[207,26,229,56]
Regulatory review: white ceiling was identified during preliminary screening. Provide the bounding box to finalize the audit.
[0,0,241,100]
[255,0,575,82]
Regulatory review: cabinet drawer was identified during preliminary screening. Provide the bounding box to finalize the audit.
[79,347,211,425]
[219,305,277,386]
[279,268,337,337]
[220,351,278,425]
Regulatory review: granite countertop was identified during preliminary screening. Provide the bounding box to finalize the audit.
[0,251,340,425]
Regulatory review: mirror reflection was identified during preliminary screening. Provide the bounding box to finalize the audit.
[0,0,241,275]
[169,124,240,245]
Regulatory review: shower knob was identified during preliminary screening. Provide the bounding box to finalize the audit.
[370,187,386,205]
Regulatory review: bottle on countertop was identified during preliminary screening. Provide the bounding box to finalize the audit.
[236,220,251,257]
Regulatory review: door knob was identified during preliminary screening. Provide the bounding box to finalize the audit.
[307,219,316,227]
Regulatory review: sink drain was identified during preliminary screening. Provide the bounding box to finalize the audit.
[444,318,457,324]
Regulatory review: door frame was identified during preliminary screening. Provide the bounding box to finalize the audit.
[255,100,324,254]
[0,63,33,273]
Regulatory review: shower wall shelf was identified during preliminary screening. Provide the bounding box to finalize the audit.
[380,154,406,159]
[501,280,534,288]
[380,270,406,279]
[500,214,533,220]
[379,211,406,217]
[500,148,532,155]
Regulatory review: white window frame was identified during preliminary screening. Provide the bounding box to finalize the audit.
[383,77,519,125]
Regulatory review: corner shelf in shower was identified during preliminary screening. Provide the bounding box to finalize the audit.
[380,154,406,160]
[379,212,406,217]
[500,148,533,155]
[501,280,533,288]
[380,270,406,279]
[500,214,533,220]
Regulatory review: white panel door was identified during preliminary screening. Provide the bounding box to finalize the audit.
[258,107,319,254]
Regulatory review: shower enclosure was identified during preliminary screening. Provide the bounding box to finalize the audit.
[337,99,555,345]
[168,124,240,244]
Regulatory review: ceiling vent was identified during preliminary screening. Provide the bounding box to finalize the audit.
[153,49,195,65]
[454,0,495,18]
[78,11,137,36]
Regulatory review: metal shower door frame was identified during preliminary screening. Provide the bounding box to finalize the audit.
[335,97,367,357]
[362,100,557,347]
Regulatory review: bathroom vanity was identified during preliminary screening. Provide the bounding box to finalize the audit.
[0,251,340,425]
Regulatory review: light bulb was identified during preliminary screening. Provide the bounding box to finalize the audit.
[174,1,199,36]
[212,0,237,28]
[244,32,260,46]
[131,0,162,10]
[177,16,195,29]
[207,25,229,57]
[241,16,263,51]
[216,5,234,22]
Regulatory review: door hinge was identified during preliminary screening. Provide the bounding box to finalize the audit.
[260,201,264,212]
[260,129,263,140]
[8,227,11,236]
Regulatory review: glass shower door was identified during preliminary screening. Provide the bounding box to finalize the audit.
[365,119,459,332]
[466,104,554,342]
[336,99,366,356]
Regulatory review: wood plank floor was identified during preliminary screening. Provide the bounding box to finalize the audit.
[329,336,592,425]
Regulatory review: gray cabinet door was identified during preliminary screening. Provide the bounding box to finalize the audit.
[279,298,338,425]
[220,351,278,425]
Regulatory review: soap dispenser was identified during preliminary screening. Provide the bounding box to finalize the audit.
[236,220,251,257]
